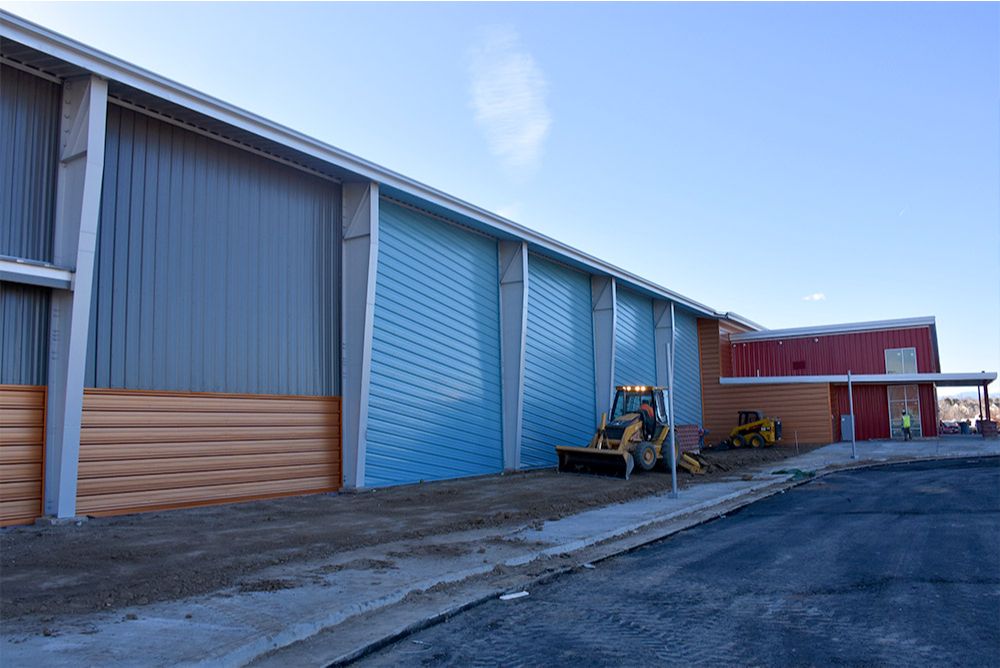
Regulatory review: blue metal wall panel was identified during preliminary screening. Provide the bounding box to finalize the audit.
[0,64,60,262]
[521,255,595,468]
[86,105,340,395]
[614,288,656,387]
[0,282,49,385]
[366,200,502,486]
[672,307,703,425]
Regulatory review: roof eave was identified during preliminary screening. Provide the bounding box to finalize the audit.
[0,10,726,318]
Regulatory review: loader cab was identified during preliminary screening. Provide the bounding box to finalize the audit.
[610,386,668,424]
[738,410,764,426]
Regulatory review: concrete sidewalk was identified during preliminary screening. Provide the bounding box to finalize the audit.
[4,437,997,667]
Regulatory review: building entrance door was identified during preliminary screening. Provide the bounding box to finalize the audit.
[887,385,921,439]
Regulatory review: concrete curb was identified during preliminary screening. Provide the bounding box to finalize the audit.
[269,451,997,667]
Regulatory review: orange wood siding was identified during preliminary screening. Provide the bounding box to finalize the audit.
[0,385,45,526]
[77,389,341,516]
[698,319,833,445]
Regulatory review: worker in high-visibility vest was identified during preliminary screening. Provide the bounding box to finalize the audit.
[901,410,912,441]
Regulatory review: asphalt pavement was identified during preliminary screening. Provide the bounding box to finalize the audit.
[356,457,1000,667]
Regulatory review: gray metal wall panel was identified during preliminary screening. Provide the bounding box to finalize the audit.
[673,306,703,425]
[522,255,595,468]
[0,64,60,262]
[365,200,503,486]
[0,281,49,385]
[615,288,656,386]
[85,105,340,395]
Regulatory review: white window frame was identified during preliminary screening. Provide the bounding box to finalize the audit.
[885,347,917,374]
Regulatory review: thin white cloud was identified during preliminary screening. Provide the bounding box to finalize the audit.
[802,293,827,302]
[468,27,551,172]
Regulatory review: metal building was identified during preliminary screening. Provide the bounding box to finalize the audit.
[0,12,748,525]
[700,317,996,444]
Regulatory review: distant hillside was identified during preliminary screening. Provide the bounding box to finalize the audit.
[938,397,1000,422]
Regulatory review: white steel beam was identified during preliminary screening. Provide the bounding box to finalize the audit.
[341,182,379,489]
[592,275,616,422]
[498,241,528,471]
[652,300,673,389]
[44,75,107,518]
[0,257,73,290]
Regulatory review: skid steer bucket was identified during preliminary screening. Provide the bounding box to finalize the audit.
[556,446,635,479]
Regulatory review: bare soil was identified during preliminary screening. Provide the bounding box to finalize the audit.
[0,443,821,621]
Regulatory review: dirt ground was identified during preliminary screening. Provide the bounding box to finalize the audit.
[0,443,821,621]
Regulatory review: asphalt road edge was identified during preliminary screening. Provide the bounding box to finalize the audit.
[249,451,998,668]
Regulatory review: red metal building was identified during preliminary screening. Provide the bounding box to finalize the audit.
[716,317,995,442]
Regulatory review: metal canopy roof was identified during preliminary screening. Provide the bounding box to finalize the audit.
[719,372,997,387]
[0,10,758,326]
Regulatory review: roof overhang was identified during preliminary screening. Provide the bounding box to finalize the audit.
[729,316,936,343]
[719,372,996,387]
[0,10,754,323]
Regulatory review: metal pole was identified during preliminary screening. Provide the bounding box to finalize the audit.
[848,370,857,460]
[667,341,678,498]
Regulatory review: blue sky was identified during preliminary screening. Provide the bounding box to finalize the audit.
[5,2,997,395]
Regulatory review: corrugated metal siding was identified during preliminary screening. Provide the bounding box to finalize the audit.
[615,289,655,386]
[699,318,833,444]
[0,282,49,385]
[365,200,502,486]
[0,64,60,262]
[76,389,341,515]
[86,105,340,395]
[831,384,890,441]
[0,385,45,526]
[673,307,703,425]
[731,327,937,376]
[919,384,937,437]
[521,255,595,468]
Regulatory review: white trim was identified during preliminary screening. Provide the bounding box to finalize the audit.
[729,316,936,342]
[719,372,996,386]
[0,257,73,290]
[0,10,740,322]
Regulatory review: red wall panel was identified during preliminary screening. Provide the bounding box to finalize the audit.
[830,382,938,441]
[919,384,938,437]
[731,327,937,377]
[831,384,890,441]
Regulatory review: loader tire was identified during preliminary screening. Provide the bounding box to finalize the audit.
[731,434,746,449]
[749,433,765,448]
[634,442,657,472]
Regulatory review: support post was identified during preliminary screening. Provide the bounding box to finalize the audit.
[652,300,672,389]
[591,276,616,423]
[341,181,379,489]
[44,75,108,518]
[498,241,528,471]
[848,370,857,459]
[984,382,991,422]
[667,337,678,498]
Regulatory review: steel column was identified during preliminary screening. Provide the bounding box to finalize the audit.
[44,75,107,518]
[591,276,617,421]
[341,182,379,489]
[498,241,528,471]
[652,300,672,388]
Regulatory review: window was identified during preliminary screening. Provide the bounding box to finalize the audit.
[885,347,917,374]
[888,385,922,438]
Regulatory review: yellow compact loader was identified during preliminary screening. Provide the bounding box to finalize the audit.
[555,386,705,479]
[726,410,782,448]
